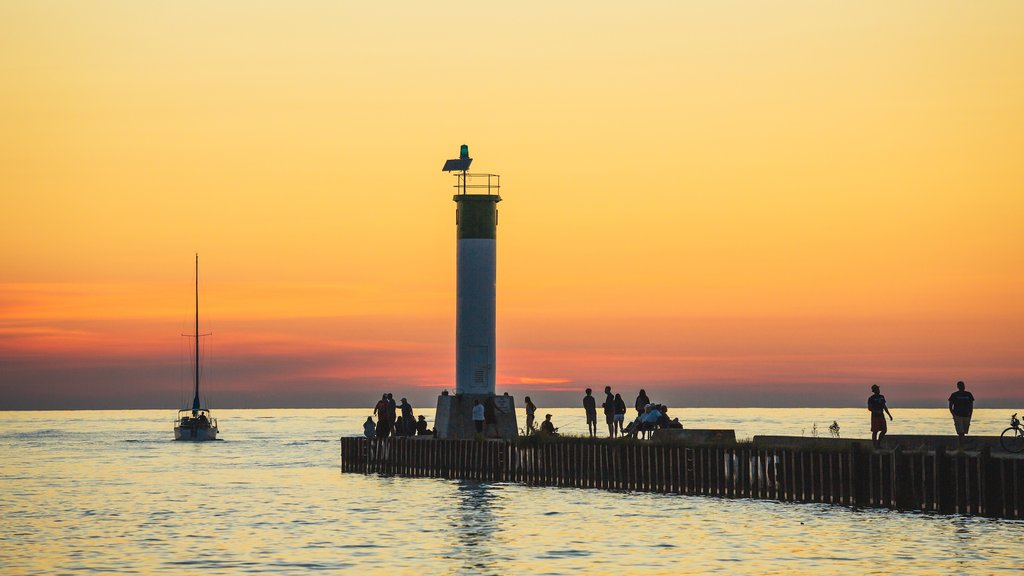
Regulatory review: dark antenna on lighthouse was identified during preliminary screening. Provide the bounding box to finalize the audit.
[442,144,473,195]
[441,144,499,196]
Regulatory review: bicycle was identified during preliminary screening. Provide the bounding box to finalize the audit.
[1000,413,1023,453]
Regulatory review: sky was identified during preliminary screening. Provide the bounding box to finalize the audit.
[2,2,1022,410]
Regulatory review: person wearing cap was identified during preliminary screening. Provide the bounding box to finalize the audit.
[540,414,558,435]
[868,384,893,447]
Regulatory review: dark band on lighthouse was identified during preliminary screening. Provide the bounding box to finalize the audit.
[455,194,500,239]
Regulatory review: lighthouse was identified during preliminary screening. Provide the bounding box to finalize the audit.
[434,145,518,439]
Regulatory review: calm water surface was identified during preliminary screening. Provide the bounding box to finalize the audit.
[2,408,1022,575]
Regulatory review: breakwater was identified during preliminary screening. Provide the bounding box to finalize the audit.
[340,436,1023,519]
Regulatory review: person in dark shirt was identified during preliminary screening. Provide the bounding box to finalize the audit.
[400,398,415,436]
[415,415,431,436]
[948,381,975,437]
[603,386,616,437]
[635,389,650,416]
[868,384,893,447]
[540,414,558,435]
[373,394,391,439]
[613,393,627,436]
[583,388,597,437]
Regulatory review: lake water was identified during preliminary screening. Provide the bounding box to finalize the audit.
[2,408,1022,574]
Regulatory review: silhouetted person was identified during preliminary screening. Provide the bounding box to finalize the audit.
[484,396,499,437]
[374,394,391,438]
[400,398,414,435]
[386,393,397,430]
[416,415,431,436]
[540,414,558,435]
[635,389,650,416]
[583,388,597,437]
[868,384,893,447]
[603,386,616,437]
[363,416,376,439]
[472,400,485,434]
[613,393,627,435]
[524,396,537,434]
[948,381,975,438]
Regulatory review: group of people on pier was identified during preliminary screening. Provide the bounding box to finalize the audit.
[522,386,683,439]
[361,380,978,445]
[364,393,432,439]
[868,380,976,447]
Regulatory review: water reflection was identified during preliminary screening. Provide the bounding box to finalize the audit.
[447,482,505,575]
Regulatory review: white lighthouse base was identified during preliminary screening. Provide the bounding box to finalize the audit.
[434,393,518,440]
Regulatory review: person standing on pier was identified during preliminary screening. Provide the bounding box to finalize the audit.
[472,400,485,435]
[603,386,616,437]
[374,394,391,438]
[948,381,975,437]
[635,389,650,416]
[524,396,537,434]
[386,393,397,429]
[400,398,415,436]
[583,388,598,437]
[868,384,893,447]
[614,393,627,436]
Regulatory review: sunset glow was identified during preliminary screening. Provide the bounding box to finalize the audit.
[2,2,1022,409]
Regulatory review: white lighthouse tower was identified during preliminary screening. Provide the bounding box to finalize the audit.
[434,145,518,439]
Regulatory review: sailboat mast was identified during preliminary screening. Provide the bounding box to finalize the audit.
[193,253,200,414]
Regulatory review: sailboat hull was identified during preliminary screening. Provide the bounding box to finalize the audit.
[174,426,219,441]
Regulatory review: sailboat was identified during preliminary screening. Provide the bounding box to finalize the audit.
[174,254,219,441]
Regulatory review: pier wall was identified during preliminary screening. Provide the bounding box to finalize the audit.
[340,437,1023,519]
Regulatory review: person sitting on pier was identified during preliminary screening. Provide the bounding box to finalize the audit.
[363,416,377,440]
[540,414,558,435]
[415,415,432,436]
[637,404,663,439]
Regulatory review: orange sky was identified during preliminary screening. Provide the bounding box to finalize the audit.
[2,2,1022,409]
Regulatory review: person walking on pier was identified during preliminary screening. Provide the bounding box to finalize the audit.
[472,400,485,435]
[635,389,650,416]
[603,386,616,437]
[948,381,975,438]
[613,393,627,436]
[584,388,598,437]
[868,384,893,447]
[524,396,537,434]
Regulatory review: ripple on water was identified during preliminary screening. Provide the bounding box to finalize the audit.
[2,408,1024,576]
